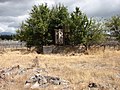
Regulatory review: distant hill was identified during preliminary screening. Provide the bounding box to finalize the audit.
[0,32,14,35]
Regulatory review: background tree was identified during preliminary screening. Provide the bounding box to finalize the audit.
[69,7,84,45]
[16,4,105,53]
[49,4,70,44]
[0,35,14,40]
[16,4,50,51]
[16,4,70,49]
[69,7,105,50]
[82,19,105,50]
[105,15,120,42]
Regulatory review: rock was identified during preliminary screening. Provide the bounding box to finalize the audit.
[60,80,70,85]
[88,82,97,88]
[30,82,40,89]
[49,77,61,85]
[50,79,61,85]
[25,74,67,89]
[0,65,69,89]
[24,83,31,88]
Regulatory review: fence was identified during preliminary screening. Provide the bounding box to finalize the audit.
[0,40,119,53]
[0,40,26,50]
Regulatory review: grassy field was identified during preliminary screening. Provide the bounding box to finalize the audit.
[0,49,120,90]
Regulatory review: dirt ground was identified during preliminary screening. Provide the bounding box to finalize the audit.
[0,49,120,90]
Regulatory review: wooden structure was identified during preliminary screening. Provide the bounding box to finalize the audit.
[55,29,64,45]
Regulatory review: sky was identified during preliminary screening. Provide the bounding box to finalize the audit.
[0,0,120,33]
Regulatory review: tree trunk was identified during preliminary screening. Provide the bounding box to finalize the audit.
[36,46,43,54]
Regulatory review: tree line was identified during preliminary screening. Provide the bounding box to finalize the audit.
[16,4,120,52]
[0,35,15,40]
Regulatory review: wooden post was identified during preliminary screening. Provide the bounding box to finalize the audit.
[55,29,64,45]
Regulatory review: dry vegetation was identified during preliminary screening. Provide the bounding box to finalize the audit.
[0,48,120,90]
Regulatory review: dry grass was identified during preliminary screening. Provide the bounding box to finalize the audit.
[0,49,120,90]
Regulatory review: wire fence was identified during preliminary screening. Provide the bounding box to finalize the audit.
[0,40,26,50]
[0,40,119,53]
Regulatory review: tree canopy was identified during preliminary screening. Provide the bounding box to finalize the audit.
[105,15,120,42]
[16,4,105,52]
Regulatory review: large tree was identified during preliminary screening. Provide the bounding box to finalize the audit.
[69,7,84,45]
[16,4,105,52]
[49,4,70,44]
[82,19,105,50]
[16,4,50,50]
[69,7,105,50]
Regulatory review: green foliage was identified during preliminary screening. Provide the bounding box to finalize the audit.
[82,19,105,49]
[70,7,89,45]
[16,4,105,51]
[105,15,120,42]
[50,4,69,28]
[0,35,15,40]
[16,4,51,48]
[69,7,104,49]
[49,4,70,44]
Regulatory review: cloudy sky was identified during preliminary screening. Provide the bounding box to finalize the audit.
[0,0,120,33]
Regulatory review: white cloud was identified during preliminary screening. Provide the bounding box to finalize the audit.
[0,0,120,33]
[17,15,29,23]
[77,0,120,17]
[34,0,55,6]
[0,27,5,32]
[0,23,16,33]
